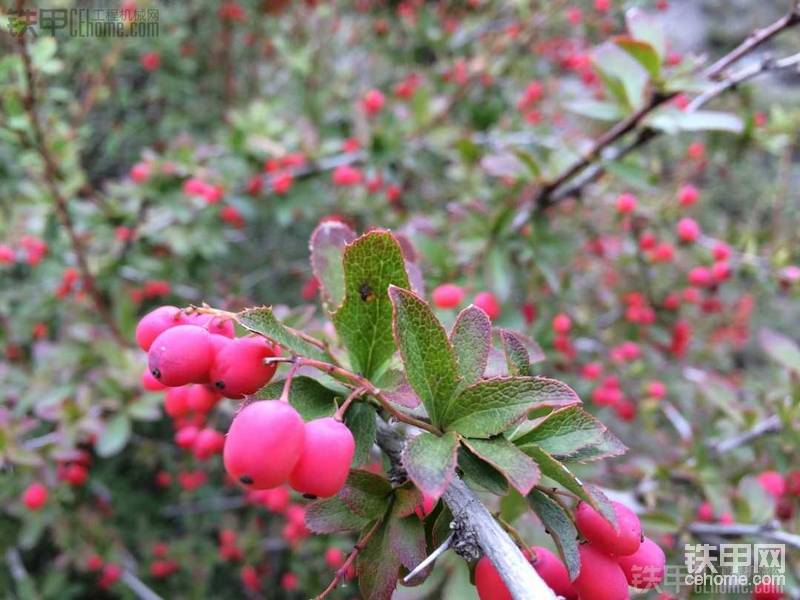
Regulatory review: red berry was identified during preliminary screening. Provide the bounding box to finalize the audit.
[616,537,665,589]
[530,546,578,599]
[552,312,572,334]
[474,291,501,320]
[712,241,732,262]
[99,563,122,589]
[241,565,260,592]
[164,386,190,418]
[752,580,784,600]
[432,283,465,309]
[210,336,279,399]
[474,556,512,600]
[362,89,386,115]
[573,543,629,600]
[756,471,786,498]
[325,547,345,570]
[175,425,199,449]
[615,193,637,214]
[289,417,355,498]
[64,463,88,486]
[646,380,666,399]
[677,184,699,206]
[677,217,701,243]
[186,384,221,413]
[224,401,305,489]
[135,305,182,351]
[86,554,104,572]
[193,428,225,460]
[148,325,214,386]
[141,369,166,392]
[575,500,642,556]
[22,482,48,511]
[180,312,235,338]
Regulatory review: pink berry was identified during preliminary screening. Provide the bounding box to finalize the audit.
[474,291,501,320]
[474,556,512,600]
[552,312,572,334]
[210,336,279,399]
[712,241,732,262]
[175,425,199,449]
[186,384,221,413]
[677,217,701,243]
[757,471,786,498]
[617,537,665,589]
[432,284,465,309]
[180,312,235,338]
[135,305,182,351]
[164,386,190,418]
[141,369,166,392]
[575,500,642,556]
[688,266,713,287]
[752,580,785,599]
[224,401,305,489]
[646,380,666,399]
[289,417,355,498]
[192,428,225,460]
[362,89,386,116]
[615,193,637,214]
[99,563,122,589]
[148,325,214,386]
[677,184,699,206]
[573,543,629,600]
[325,547,345,570]
[530,546,578,599]
[22,482,48,510]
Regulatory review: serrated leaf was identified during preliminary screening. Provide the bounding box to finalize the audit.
[339,470,393,519]
[463,437,540,495]
[759,328,800,372]
[450,305,491,388]
[514,405,627,462]
[626,7,666,59]
[614,36,661,79]
[358,520,399,600]
[305,497,370,534]
[389,286,461,425]
[565,99,624,122]
[591,42,649,109]
[255,376,338,420]
[524,446,618,530]
[528,489,581,581]
[458,447,508,495]
[498,329,531,376]
[332,231,411,379]
[95,414,131,457]
[402,432,459,501]
[345,403,378,467]
[309,220,357,309]
[237,306,329,362]
[444,377,581,438]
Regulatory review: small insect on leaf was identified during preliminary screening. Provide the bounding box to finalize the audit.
[359,282,375,302]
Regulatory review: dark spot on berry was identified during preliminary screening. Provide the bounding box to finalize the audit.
[151,368,161,380]
[359,282,375,302]
[302,493,317,500]
[215,380,225,389]
[239,475,253,485]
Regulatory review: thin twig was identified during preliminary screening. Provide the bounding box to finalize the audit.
[403,533,454,584]
[315,518,382,600]
[689,521,800,549]
[710,415,782,454]
[120,570,164,600]
[334,387,366,421]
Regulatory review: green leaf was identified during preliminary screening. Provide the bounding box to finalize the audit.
[591,42,649,109]
[463,437,540,495]
[527,489,581,581]
[614,36,661,79]
[255,377,338,420]
[402,432,459,500]
[305,497,370,534]
[358,520,400,600]
[514,405,627,462]
[389,286,461,425]
[237,306,330,362]
[332,230,411,379]
[626,7,666,59]
[345,403,378,467]
[96,414,131,457]
[523,445,617,528]
[389,512,427,575]
[126,396,162,421]
[759,328,800,372]
[444,377,581,438]
[450,305,491,388]
[310,220,357,309]
[512,149,542,179]
[458,447,509,495]
[564,99,624,122]
[393,484,423,518]
[339,471,393,520]
[498,329,531,376]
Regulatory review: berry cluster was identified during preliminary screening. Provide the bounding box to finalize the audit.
[475,500,665,600]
